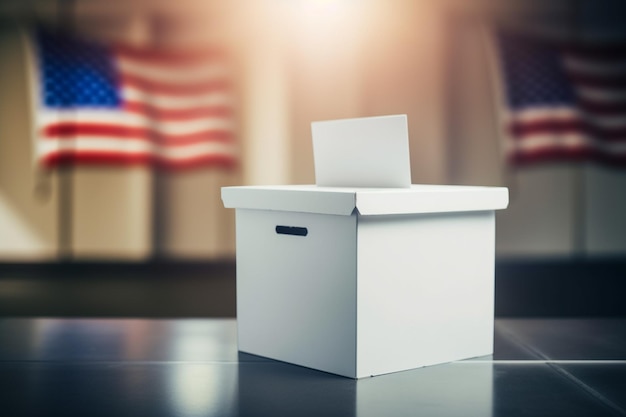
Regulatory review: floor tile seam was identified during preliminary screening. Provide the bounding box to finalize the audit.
[548,362,626,417]
[494,322,552,360]
[453,360,626,364]
[495,323,626,416]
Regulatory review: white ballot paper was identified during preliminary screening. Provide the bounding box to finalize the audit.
[312,114,412,188]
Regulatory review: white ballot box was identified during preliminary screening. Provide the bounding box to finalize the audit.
[222,184,508,378]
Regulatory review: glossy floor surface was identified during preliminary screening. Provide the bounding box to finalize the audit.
[1,318,625,417]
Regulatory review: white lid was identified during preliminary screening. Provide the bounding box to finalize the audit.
[222,185,509,216]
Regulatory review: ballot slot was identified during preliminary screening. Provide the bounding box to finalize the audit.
[275,225,308,237]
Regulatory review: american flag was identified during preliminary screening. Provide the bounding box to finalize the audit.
[495,31,626,166]
[34,30,238,169]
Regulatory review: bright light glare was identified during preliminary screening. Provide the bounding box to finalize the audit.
[166,321,237,417]
[292,0,359,27]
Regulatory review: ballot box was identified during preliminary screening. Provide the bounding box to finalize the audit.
[222,184,508,378]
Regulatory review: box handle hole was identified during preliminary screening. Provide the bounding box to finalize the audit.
[276,225,308,237]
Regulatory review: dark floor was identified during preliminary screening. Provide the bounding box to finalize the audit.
[1,317,625,417]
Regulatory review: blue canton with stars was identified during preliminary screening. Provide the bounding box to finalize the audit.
[496,32,576,110]
[37,30,121,108]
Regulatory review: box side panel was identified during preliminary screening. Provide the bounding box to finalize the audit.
[356,211,495,378]
[236,209,357,378]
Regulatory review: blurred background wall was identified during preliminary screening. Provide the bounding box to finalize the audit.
[1,0,625,263]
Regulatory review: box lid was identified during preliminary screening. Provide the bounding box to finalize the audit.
[222,185,509,216]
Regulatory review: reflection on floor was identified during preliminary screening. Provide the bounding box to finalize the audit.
[1,318,625,417]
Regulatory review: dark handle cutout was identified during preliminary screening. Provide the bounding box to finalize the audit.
[276,225,308,237]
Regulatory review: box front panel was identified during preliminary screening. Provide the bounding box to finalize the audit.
[356,211,495,377]
[236,209,357,377]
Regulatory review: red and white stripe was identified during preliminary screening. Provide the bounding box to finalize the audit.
[506,43,626,166]
[39,43,238,169]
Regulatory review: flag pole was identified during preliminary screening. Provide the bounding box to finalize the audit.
[570,0,586,258]
[573,164,586,257]
[56,0,76,261]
